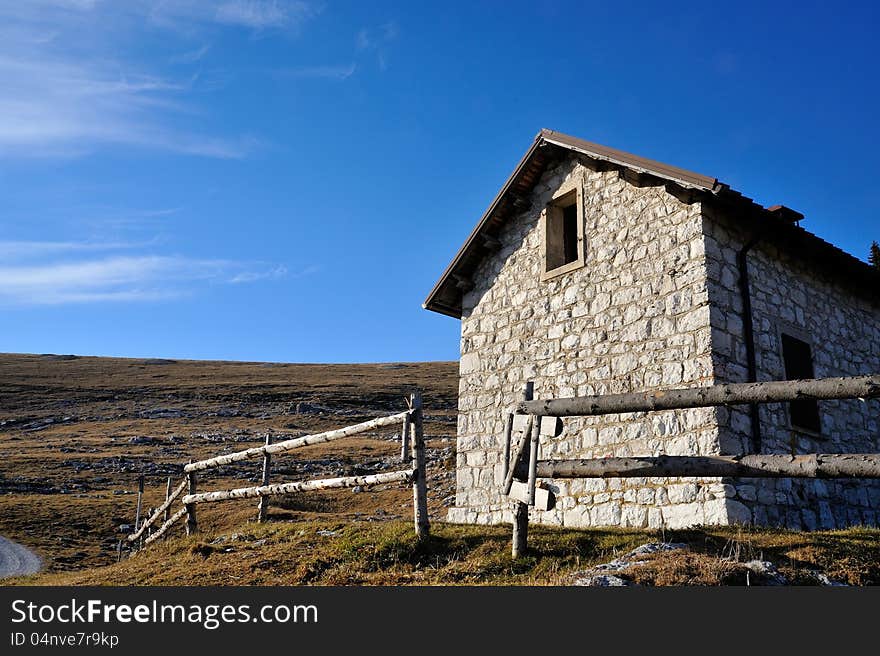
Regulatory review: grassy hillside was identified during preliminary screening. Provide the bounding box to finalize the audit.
[2,352,879,586]
[0,353,457,572]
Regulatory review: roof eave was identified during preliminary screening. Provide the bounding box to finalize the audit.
[423,131,546,317]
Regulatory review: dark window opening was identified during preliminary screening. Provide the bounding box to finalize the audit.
[781,333,821,433]
[562,203,578,265]
[545,192,581,274]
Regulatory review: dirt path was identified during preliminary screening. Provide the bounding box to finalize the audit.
[0,535,41,578]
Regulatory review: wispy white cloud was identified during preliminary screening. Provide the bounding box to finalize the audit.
[170,44,211,64]
[0,241,293,305]
[355,22,398,71]
[0,255,221,305]
[77,206,184,234]
[290,264,320,278]
[356,22,397,51]
[274,21,397,83]
[0,49,258,158]
[229,264,288,284]
[281,63,357,80]
[214,1,317,30]
[0,240,151,260]
[145,1,320,33]
[0,2,309,159]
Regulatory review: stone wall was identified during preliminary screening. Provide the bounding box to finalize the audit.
[704,209,880,528]
[448,155,736,529]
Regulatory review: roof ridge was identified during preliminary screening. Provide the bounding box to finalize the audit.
[539,128,721,192]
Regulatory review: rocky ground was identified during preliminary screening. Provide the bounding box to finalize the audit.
[0,353,458,572]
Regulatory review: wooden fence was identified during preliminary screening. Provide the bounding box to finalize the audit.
[503,375,880,557]
[120,391,429,558]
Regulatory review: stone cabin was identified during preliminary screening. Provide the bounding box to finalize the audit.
[424,129,880,530]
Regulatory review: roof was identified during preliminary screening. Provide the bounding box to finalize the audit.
[424,129,880,318]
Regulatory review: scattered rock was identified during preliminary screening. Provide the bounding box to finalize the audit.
[573,574,634,587]
[571,542,689,586]
[138,408,186,419]
[351,486,363,493]
[316,530,337,537]
[294,402,328,415]
[744,560,788,586]
[803,570,847,586]
[127,436,159,445]
[20,417,76,432]
[213,408,242,418]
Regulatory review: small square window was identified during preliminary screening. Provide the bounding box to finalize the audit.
[780,332,821,434]
[542,186,584,279]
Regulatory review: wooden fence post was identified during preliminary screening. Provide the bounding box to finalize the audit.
[401,411,412,462]
[527,415,541,506]
[411,390,430,540]
[133,475,144,551]
[257,434,272,523]
[501,413,514,481]
[163,477,172,521]
[185,460,198,536]
[134,475,144,530]
[512,382,533,559]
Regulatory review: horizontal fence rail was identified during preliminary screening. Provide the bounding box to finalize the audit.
[535,454,880,479]
[184,410,413,473]
[518,375,880,417]
[127,479,188,543]
[505,376,880,558]
[181,469,415,505]
[123,395,429,557]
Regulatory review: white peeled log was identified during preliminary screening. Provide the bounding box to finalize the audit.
[184,411,412,473]
[519,375,880,417]
[535,454,880,479]
[128,478,188,543]
[182,469,415,505]
[143,506,188,546]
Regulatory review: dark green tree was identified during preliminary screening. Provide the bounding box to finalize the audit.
[871,241,880,269]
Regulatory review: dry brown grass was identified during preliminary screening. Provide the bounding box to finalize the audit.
[624,526,880,586]
[0,353,457,572]
[9,521,879,586]
[10,521,653,586]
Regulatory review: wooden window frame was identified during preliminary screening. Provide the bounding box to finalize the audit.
[541,179,585,281]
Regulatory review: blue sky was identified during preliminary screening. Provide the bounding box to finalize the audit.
[1,1,878,363]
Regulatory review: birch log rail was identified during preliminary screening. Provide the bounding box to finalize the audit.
[183,410,413,473]
[142,507,188,547]
[518,375,880,417]
[124,396,428,556]
[181,470,415,505]
[536,454,880,479]
[127,478,188,543]
[505,375,880,558]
